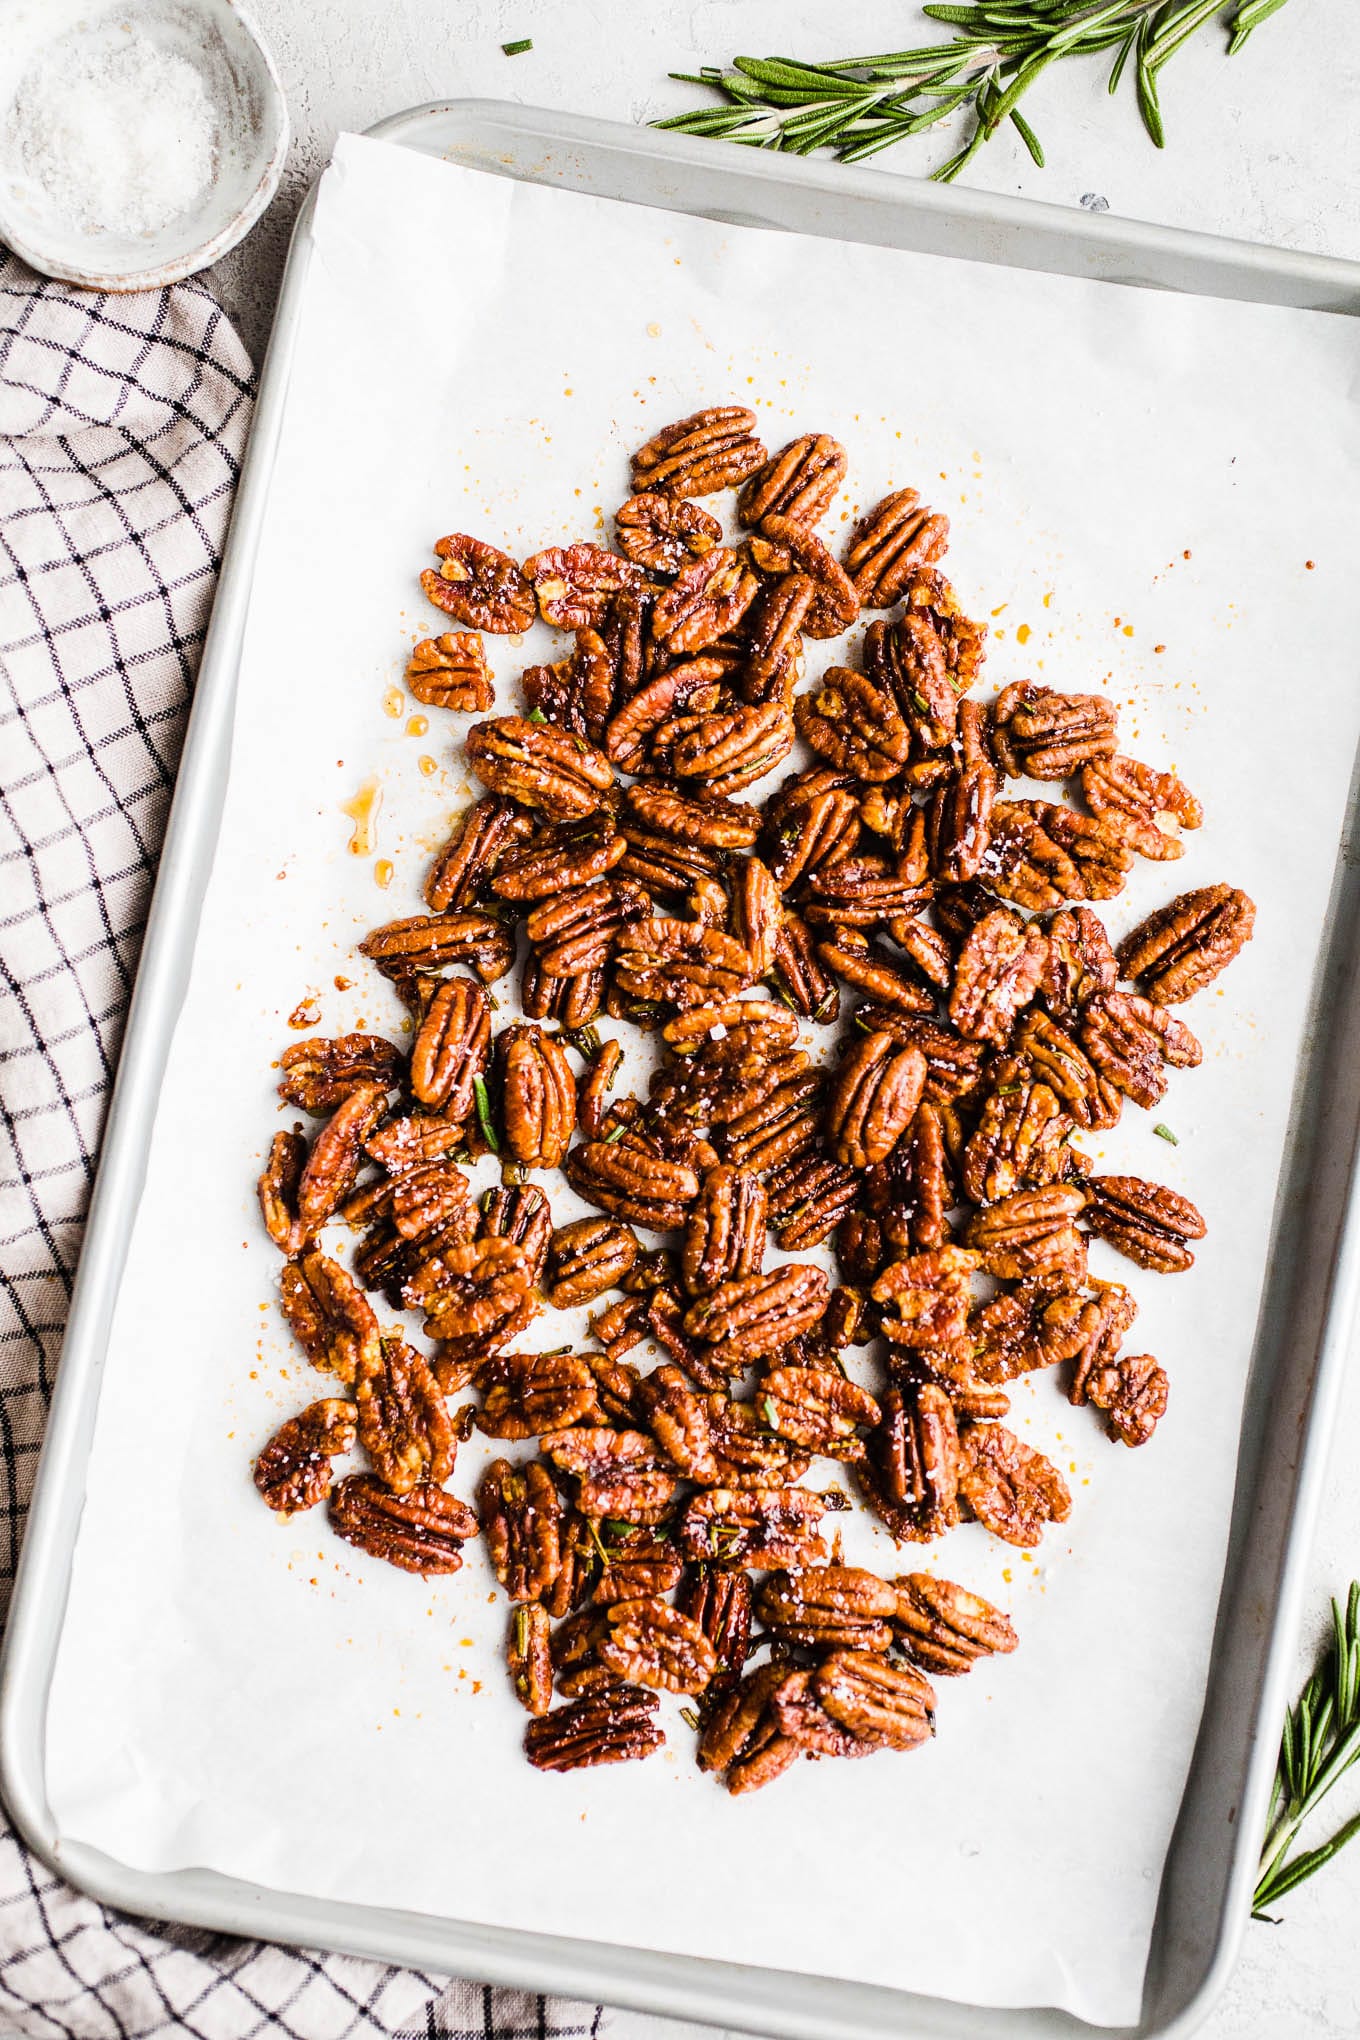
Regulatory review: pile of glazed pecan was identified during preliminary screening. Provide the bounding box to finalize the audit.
[253,405,1255,1788]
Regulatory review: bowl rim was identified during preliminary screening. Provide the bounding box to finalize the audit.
[0,0,290,293]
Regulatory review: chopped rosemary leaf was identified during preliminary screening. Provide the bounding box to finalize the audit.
[502,37,533,55]
[603,1122,627,1143]
[526,705,548,723]
[513,1607,529,1656]
[473,1075,499,1151]
[762,1394,779,1430]
[1153,1122,1179,1145]
[679,1706,701,1731]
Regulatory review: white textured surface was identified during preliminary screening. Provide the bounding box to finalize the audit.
[205,7,1360,2034]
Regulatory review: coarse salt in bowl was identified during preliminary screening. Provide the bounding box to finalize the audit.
[0,0,287,291]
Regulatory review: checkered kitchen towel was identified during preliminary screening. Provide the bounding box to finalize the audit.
[0,253,611,2040]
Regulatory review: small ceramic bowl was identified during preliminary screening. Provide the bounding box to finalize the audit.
[0,0,288,291]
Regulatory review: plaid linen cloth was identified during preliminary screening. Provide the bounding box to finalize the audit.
[0,253,610,2040]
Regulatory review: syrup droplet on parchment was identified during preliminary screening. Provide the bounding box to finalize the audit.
[341,778,383,855]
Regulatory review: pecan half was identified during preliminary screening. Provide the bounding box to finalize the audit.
[356,1336,456,1493]
[676,1565,752,1690]
[682,1166,767,1296]
[613,917,753,1009]
[1083,1350,1169,1446]
[1081,754,1203,860]
[360,911,514,985]
[757,1566,898,1651]
[479,1349,599,1439]
[405,1236,535,1369]
[949,909,1048,1046]
[524,1685,664,1770]
[480,1458,565,1602]
[816,929,934,1015]
[747,514,859,637]
[329,1474,478,1574]
[957,1423,1072,1548]
[405,631,494,711]
[1080,989,1201,1107]
[495,1023,576,1169]
[258,1129,307,1254]
[978,802,1085,912]
[825,1031,927,1168]
[678,1487,832,1570]
[615,492,721,575]
[631,406,766,498]
[1117,884,1256,1004]
[665,700,795,798]
[741,574,812,702]
[491,820,627,903]
[795,668,912,782]
[1041,905,1118,1019]
[546,1215,639,1307]
[279,1249,381,1383]
[739,433,846,528]
[1014,1009,1121,1131]
[278,1035,403,1116]
[767,1154,861,1250]
[683,1264,830,1368]
[652,547,759,656]
[540,1425,678,1524]
[625,782,760,851]
[662,997,800,1060]
[253,1398,357,1515]
[508,1603,554,1715]
[772,913,841,1023]
[409,977,491,1122]
[598,1596,717,1694]
[637,1363,719,1481]
[466,717,614,821]
[421,534,536,634]
[1031,803,1132,901]
[730,856,783,977]
[705,1395,812,1489]
[927,742,997,885]
[565,1138,699,1229]
[872,1246,981,1354]
[991,681,1118,779]
[425,795,534,913]
[815,1651,936,1750]
[966,1185,1088,1282]
[764,768,861,890]
[603,659,725,773]
[962,1074,1074,1205]
[858,1383,959,1541]
[523,542,649,630]
[856,1007,986,1103]
[699,1662,800,1790]
[294,1081,389,1231]
[760,1366,880,1459]
[1084,1174,1205,1272]
[893,1573,1018,1675]
[844,489,949,607]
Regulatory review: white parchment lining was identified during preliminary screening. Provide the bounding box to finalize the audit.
[43,134,1360,2025]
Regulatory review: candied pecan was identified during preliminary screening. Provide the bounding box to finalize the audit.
[747,514,859,638]
[767,1154,860,1250]
[636,1363,719,1480]
[406,1235,534,1361]
[903,568,986,691]
[577,1037,623,1139]
[682,1166,767,1296]
[1084,1174,1205,1272]
[1031,803,1132,901]
[741,574,812,702]
[957,1424,1072,1548]
[1042,905,1118,1018]
[966,1184,1087,1282]
[478,1350,599,1439]
[546,1216,639,1309]
[293,1081,389,1231]
[525,877,648,977]
[676,1565,752,1690]
[825,1031,927,1169]
[652,548,759,656]
[360,910,513,985]
[893,1573,1018,1675]
[758,1566,898,1651]
[1014,1009,1121,1131]
[523,543,648,630]
[772,913,841,1024]
[565,1137,699,1229]
[425,795,534,913]
[767,1668,864,1758]
[521,956,604,1028]
[540,1426,678,1524]
[816,930,934,1015]
[1117,884,1256,1004]
[258,1128,306,1253]
[477,1184,552,1283]
[893,1342,1011,1424]
[1081,754,1202,860]
[409,977,491,1122]
[933,880,998,941]
[491,820,626,903]
[927,748,997,886]
[901,1101,953,1250]
[615,492,721,575]
[389,1158,474,1244]
[598,1596,717,1694]
[665,700,794,798]
[625,782,760,851]
[278,1035,403,1116]
[948,910,1046,1046]
[592,1539,687,1607]
[991,681,1118,779]
[613,916,752,1009]
[844,489,949,606]
[279,1249,380,1383]
[802,865,930,931]
[253,1398,356,1515]
[1080,989,1201,1108]
[730,856,783,976]
[680,1487,831,1571]
[873,1245,980,1353]
[603,658,725,772]
[1085,1350,1168,1445]
[523,626,624,745]
[366,1112,469,1174]
[698,1659,787,1767]
[465,716,614,822]
[761,1366,880,1460]
[979,802,1083,911]
[507,1603,554,1716]
[1064,1278,1138,1403]
[356,1336,456,1493]
[685,1264,830,1368]
[862,610,961,754]
[617,821,721,899]
[480,1458,565,1602]
[493,1023,576,1169]
[329,1473,477,1574]
[631,405,766,498]
[795,668,911,783]
[856,1007,987,1103]
[705,1395,811,1489]
[525,1685,664,1770]
[963,1073,1074,1205]
[858,1383,959,1541]
[738,432,846,529]
[816,1651,936,1750]
[405,631,494,711]
[662,997,801,1059]
[764,768,861,890]
[421,534,536,634]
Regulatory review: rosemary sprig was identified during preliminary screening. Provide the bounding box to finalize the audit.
[657,1,1295,183]
[1255,1584,1360,1919]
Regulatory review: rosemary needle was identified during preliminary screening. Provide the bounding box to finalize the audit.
[1255,1585,1360,1917]
[657,1,1297,183]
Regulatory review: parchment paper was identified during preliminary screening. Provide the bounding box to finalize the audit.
[43,133,1360,2025]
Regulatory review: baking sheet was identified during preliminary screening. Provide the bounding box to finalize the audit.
[42,133,1360,2026]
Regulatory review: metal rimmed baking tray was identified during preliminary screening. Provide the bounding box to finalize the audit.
[4,98,1360,2040]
